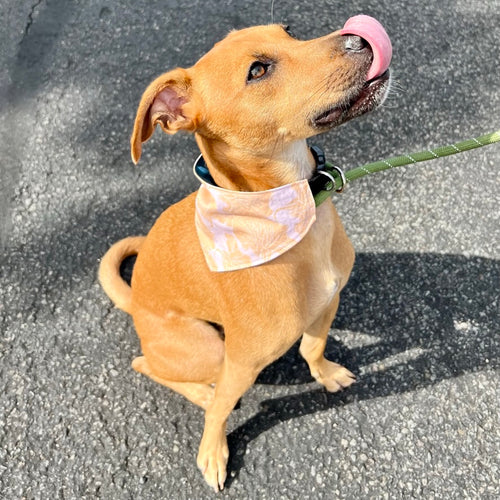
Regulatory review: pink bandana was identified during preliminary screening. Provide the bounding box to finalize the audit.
[194,163,317,272]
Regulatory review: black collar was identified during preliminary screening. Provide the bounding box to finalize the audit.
[194,145,335,200]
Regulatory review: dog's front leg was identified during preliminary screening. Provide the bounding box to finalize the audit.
[300,295,356,392]
[196,313,299,492]
[197,356,259,491]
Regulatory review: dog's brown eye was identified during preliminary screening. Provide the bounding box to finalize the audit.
[247,61,269,81]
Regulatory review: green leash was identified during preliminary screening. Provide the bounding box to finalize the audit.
[315,129,500,206]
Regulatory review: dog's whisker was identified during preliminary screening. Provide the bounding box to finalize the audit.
[270,0,276,24]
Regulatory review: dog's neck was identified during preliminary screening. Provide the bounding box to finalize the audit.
[195,135,316,192]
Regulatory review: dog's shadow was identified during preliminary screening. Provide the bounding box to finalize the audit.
[225,252,499,486]
[120,251,498,486]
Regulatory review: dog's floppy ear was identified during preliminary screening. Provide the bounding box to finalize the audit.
[130,68,198,164]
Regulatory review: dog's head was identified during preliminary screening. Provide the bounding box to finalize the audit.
[131,16,392,174]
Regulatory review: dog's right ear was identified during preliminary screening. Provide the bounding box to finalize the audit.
[130,68,197,164]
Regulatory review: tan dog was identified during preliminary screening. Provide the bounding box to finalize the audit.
[99,18,391,491]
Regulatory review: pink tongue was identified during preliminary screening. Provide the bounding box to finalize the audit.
[340,15,392,81]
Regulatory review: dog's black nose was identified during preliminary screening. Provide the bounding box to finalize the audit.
[343,35,369,52]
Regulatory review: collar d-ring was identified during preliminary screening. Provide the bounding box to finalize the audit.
[328,165,347,193]
[317,170,336,191]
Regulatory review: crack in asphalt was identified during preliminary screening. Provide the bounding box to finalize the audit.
[22,0,44,41]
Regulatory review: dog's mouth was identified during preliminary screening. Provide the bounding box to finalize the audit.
[312,15,392,129]
[312,69,391,129]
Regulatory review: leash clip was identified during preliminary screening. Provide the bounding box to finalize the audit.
[318,166,347,193]
[330,165,347,193]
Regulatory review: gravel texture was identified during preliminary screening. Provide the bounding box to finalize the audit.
[1,1,499,499]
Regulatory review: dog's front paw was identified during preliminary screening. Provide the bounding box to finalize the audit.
[197,430,229,492]
[314,361,356,392]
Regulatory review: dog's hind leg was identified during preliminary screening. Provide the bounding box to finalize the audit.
[132,356,215,410]
[132,307,225,409]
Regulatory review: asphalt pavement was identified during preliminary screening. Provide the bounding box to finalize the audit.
[1,1,499,499]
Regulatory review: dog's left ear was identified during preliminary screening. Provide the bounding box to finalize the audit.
[130,68,198,164]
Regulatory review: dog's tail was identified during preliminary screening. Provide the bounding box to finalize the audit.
[98,236,145,314]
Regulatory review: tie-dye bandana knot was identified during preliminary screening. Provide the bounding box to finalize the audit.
[194,172,317,272]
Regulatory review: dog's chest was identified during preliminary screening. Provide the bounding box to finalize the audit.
[304,203,341,321]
